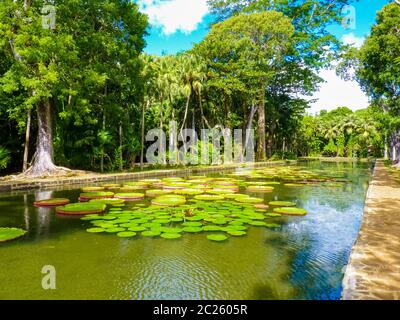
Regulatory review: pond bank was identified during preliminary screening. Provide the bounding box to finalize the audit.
[0,160,294,192]
[342,160,400,300]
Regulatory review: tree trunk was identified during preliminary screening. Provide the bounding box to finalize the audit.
[22,108,32,172]
[119,122,123,171]
[27,100,57,176]
[256,87,266,162]
[100,111,105,173]
[160,96,166,165]
[140,100,149,169]
[266,123,276,159]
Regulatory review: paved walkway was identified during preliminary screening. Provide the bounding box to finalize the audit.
[342,160,400,300]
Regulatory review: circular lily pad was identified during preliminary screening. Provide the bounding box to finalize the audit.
[56,203,107,215]
[79,192,115,201]
[203,225,222,231]
[227,230,246,236]
[194,194,225,201]
[266,213,282,218]
[248,221,268,227]
[89,198,125,206]
[0,227,27,243]
[34,198,70,207]
[114,193,145,201]
[269,201,296,207]
[273,207,308,216]
[142,230,161,237]
[254,204,269,210]
[174,188,204,196]
[102,184,121,189]
[145,189,173,197]
[207,234,228,242]
[284,183,303,187]
[182,222,202,227]
[128,226,147,232]
[81,187,105,192]
[160,233,182,239]
[152,195,186,206]
[235,197,263,204]
[105,227,126,233]
[117,231,137,238]
[246,186,274,192]
[86,228,105,233]
[182,227,203,233]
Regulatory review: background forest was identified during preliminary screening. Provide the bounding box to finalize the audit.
[0,0,399,176]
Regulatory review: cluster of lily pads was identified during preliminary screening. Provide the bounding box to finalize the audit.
[47,170,320,241]
[1,165,346,244]
[82,198,288,242]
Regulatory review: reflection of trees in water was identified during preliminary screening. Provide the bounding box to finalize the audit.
[290,164,372,212]
[23,194,30,231]
[35,191,53,237]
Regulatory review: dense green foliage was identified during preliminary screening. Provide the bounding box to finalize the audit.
[0,1,399,175]
[298,107,384,158]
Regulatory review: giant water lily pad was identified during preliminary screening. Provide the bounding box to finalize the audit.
[227,230,246,236]
[34,198,70,207]
[273,207,308,216]
[145,189,173,197]
[117,231,137,238]
[182,227,203,233]
[56,203,107,215]
[269,201,296,207]
[194,194,224,201]
[152,195,186,206]
[142,230,161,237]
[79,192,115,201]
[86,227,105,233]
[246,186,274,192]
[207,234,228,242]
[235,197,263,204]
[174,188,204,196]
[89,198,125,206]
[114,193,145,201]
[81,187,105,192]
[160,233,182,239]
[0,227,27,243]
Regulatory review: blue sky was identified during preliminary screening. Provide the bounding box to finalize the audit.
[136,0,393,113]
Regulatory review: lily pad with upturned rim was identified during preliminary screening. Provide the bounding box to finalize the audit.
[246,186,274,192]
[268,201,296,207]
[151,195,187,206]
[273,207,308,216]
[79,192,115,201]
[0,228,27,243]
[56,203,107,215]
[194,194,225,201]
[34,198,71,207]
[114,193,145,201]
[235,197,263,204]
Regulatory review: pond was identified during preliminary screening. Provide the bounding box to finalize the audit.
[0,161,373,300]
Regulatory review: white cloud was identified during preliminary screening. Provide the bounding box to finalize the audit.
[139,0,209,35]
[307,33,368,114]
[342,32,365,48]
[308,68,369,114]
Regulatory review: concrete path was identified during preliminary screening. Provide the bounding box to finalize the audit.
[342,160,400,300]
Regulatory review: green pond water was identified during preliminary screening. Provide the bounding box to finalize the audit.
[0,161,372,300]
